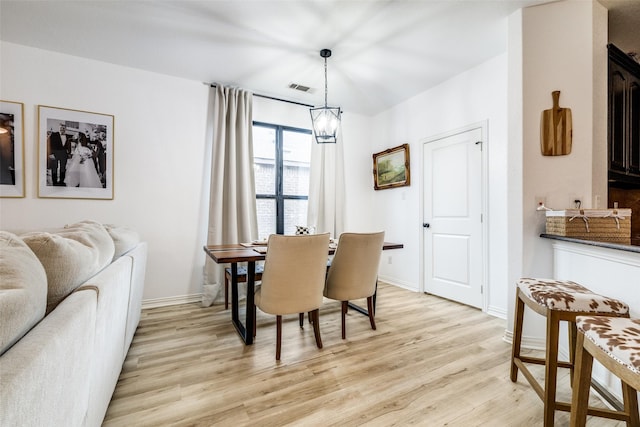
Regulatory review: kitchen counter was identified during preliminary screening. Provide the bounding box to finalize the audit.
[542,232,639,399]
[541,234,639,317]
[540,233,640,253]
[541,233,639,408]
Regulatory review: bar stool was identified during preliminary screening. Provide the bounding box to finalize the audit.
[510,278,630,426]
[570,316,640,427]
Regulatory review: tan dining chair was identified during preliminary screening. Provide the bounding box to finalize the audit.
[323,231,385,339]
[254,232,330,360]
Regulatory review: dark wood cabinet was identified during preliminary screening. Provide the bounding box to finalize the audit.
[608,44,640,186]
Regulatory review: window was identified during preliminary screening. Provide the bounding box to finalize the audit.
[253,122,312,239]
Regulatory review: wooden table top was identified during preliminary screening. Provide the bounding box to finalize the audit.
[204,242,403,264]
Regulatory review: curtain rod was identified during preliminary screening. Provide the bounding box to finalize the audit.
[205,83,314,108]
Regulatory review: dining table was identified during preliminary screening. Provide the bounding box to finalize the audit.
[203,241,404,345]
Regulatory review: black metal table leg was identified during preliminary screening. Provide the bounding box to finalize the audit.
[230,261,256,345]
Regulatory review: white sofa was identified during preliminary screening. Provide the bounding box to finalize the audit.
[0,220,147,427]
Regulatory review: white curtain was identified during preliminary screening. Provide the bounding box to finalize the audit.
[307,126,345,239]
[204,84,257,303]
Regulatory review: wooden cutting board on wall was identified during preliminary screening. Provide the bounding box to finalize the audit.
[540,90,572,156]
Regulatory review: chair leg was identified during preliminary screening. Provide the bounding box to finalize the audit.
[341,301,348,339]
[276,315,282,360]
[311,309,322,349]
[299,313,304,328]
[510,289,525,382]
[367,296,376,330]
[254,305,257,338]
[544,310,561,427]
[570,333,592,427]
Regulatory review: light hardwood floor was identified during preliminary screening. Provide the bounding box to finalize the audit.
[103,282,625,426]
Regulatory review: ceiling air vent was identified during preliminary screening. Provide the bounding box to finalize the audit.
[288,83,313,93]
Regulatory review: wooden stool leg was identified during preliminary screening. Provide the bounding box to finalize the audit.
[570,333,592,427]
[622,382,640,426]
[511,289,525,382]
[568,321,578,386]
[544,310,561,427]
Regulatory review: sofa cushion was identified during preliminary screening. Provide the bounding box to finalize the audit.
[0,231,47,355]
[103,224,140,259]
[22,221,115,313]
[62,220,116,268]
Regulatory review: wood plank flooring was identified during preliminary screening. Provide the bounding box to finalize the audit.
[103,282,625,426]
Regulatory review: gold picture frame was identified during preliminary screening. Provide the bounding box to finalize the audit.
[0,100,26,198]
[38,105,114,199]
[373,143,410,190]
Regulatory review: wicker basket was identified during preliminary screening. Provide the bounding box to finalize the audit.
[545,209,631,244]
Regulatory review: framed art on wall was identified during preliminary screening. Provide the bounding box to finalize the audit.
[372,143,410,190]
[38,105,114,199]
[0,100,26,198]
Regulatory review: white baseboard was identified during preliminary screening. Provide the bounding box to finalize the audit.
[141,278,414,310]
[378,275,416,291]
[142,293,202,309]
[502,329,546,351]
[486,305,507,320]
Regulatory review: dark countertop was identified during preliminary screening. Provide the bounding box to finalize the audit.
[540,234,640,254]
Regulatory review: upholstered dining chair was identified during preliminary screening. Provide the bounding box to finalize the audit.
[254,232,330,360]
[323,231,385,339]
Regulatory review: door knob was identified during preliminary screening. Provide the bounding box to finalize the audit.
[423,223,430,228]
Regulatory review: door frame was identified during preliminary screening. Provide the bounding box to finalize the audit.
[419,121,489,312]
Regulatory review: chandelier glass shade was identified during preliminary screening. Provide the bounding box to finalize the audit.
[310,49,341,144]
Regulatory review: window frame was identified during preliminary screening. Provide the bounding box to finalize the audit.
[253,121,312,235]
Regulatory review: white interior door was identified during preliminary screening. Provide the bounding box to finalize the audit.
[423,127,483,308]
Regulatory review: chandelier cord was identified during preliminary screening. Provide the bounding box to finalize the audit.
[324,57,328,108]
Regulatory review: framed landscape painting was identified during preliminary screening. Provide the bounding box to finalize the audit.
[38,105,114,199]
[0,100,25,198]
[373,143,410,190]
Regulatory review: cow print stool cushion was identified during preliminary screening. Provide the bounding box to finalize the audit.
[577,316,640,375]
[518,278,629,314]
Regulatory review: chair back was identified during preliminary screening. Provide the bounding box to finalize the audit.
[257,233,330,315]
[324,231,385,301]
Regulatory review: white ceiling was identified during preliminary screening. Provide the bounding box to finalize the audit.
[1,0,638,116]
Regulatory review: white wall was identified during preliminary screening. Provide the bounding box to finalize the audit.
[506,0,608,341]
[0,45,377,305]
[369,54,510,317]
[0,42,210,304]
[0,0,609,321]
[0,40,510,314]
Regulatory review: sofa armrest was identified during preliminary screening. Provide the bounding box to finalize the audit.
[123,242,147,354]
[0,288,97,427]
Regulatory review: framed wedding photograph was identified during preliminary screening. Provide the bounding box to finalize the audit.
[0,100,25,198]
[372,143,410,190]
[38,105,114,199]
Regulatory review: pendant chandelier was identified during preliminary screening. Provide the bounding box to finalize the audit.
[310,49,342,144]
